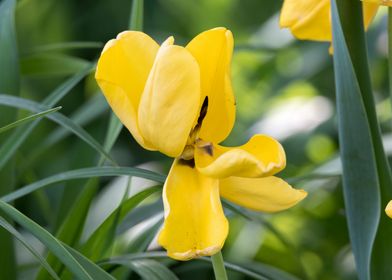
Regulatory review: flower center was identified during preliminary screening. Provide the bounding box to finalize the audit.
[179,96,213,161]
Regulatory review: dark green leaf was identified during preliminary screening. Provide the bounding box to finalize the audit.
[0,217,60,280]
[1,167,165,202]
[62,244,116,280]
[0,200,92,279]
[0,94,115,165]
[331,1,380,279]
[21,53,90,77]
[82,186,161,260]
[0,64,94,170]
[0,106,61,134]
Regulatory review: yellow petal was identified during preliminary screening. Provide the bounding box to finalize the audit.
[220,176,307,212]
[363,0,391,7]
[186,27,236,143]
[280,0,331,41]
[363,3,379,28]
[138,38,201,158]
[95,31,159,149]
[195,134,286,179]
[280,0,379,42]
[386,200,392,218]
[158,159,229,260]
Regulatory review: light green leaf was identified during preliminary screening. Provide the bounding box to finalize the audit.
[0,94,115,165]
[0,200,92,279]
[1,167,165,202]
[331,1,380,279]
[0,217,60,280]
[0,106,61,134]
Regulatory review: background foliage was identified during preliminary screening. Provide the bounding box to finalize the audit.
[1,0,391,279]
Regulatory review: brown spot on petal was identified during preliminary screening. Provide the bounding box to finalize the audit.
[178,158,195,168]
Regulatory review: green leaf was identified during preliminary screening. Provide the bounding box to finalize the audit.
[23,41,103,55]
[126,217,163,253]
[40,94,108,150]
[1,167,165,202]
[0,106,61,134]
[222,200,308,279]
[0,64,94,170]
[62,244,116,280]
[0,0,19,96]
[0,0,20,277]
[331,1,380,279]
[0,200,92,279]
[0,217,60,280]
[108,259,178,280]
[0,94,115,165]
[20,53,90,77]
[82,186,161,260]
[101,252,271,280]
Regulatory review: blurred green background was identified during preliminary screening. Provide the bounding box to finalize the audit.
[2,0,392,279]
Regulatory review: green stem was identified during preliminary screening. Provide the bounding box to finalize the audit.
[129,0,144,30]
[211,251,228,280]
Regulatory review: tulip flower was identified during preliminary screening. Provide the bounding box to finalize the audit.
[95,27,307,260]
[280,0,385,42]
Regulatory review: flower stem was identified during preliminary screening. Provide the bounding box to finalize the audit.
[129,0,144,31]
[211,251,228,280]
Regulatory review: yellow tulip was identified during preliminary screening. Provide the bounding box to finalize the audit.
[95,27,307,260]
[386,200,392,218]
[280,0,383,42]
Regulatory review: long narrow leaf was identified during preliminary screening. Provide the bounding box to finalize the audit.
[0,64,95,170]
[62,244,115,280]
[0,217,60,280]
[1,167,165,202]
[100,252,272,280]
[0,200,92,279]
[82,186,161,260]
[0,107,61,134]
[331,1,380,279]
[0,0,20,277]
[0,95,115,165]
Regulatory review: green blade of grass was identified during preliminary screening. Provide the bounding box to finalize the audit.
[0,217,60,280]
[331,1,380,279]
[1,167,165,202]
[0,94,115,165]
[0,63,95,171]
[0,0,20,277]
[0,106,61,134]
[0,200,92,279]
[82,186,161,260]
[62,244,116,280]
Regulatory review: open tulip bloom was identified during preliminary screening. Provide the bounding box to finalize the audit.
[95,27,307,260]
[280,0,392,42]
